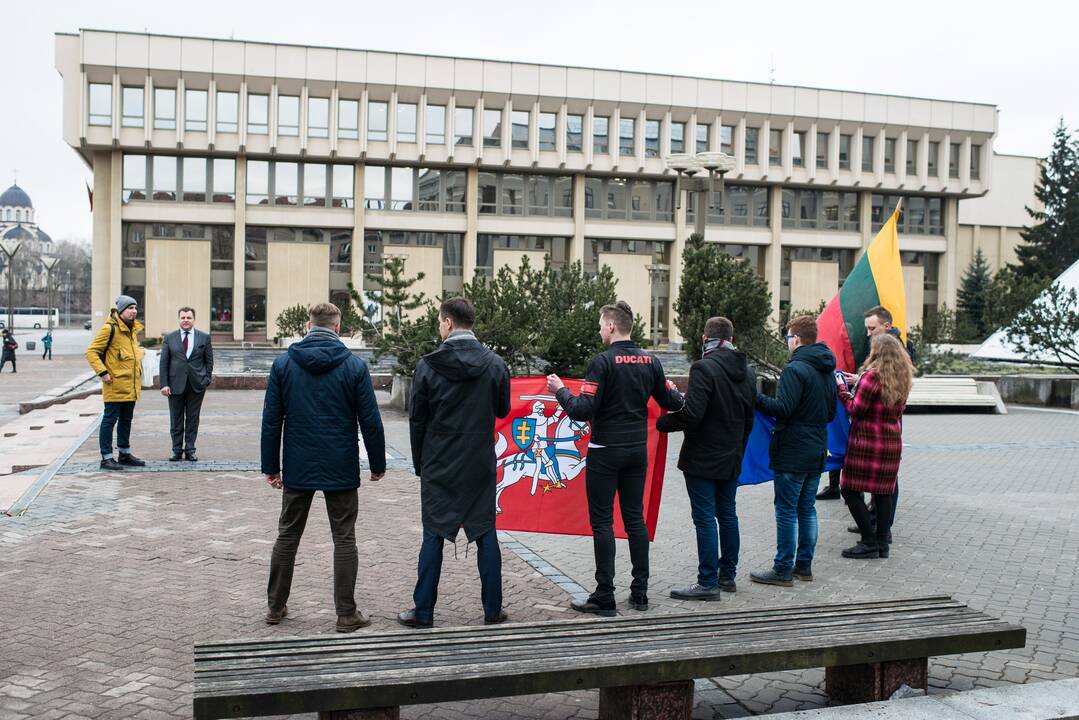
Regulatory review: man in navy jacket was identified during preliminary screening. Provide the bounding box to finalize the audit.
[261,302,386,633]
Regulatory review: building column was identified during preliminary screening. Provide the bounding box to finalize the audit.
[858,190,873,258]
[463,166,479,282]
[939,197,960,309]
[765,185,784,323]
[571,173,586,266]
[352,162,366,292]
[91,150,120,325]
[232,156,247,341]
[667,193,687,344]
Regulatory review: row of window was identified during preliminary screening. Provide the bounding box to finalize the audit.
[245,161,354,207]
[686,185,771,227]
[122,155,236,203]
[363,166,467,213]
[478,173,574,217]
[90,84,982,178]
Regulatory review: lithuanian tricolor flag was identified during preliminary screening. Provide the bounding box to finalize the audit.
[817,205,907,373]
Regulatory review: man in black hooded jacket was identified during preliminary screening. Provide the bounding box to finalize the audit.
[658,317,756,599]
[399,297,511,628]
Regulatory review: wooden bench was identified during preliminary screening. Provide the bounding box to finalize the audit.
[907,377,1005,412]
[193,596,1025,720]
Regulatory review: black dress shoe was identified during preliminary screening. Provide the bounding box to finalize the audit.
[816,486,841,500]
[169,452,183,462]
[628,595,649,611]
[718,578,738,593]
[117,453,146,467]
[397,608,433,628]
[570,597,617,617]
[842,542,880,559]
[484,610,509,625]
[100,458,125,471]
[184,451,198,462]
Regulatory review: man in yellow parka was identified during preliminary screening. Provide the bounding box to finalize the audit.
[85,295,148,471]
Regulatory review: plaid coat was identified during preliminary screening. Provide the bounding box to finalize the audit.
[839,370,904,494]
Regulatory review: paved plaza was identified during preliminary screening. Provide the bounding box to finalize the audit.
[1,386,1078,718]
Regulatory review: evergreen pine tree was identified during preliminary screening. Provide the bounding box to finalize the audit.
[1015,120,1079,280]
[957,248,992,338]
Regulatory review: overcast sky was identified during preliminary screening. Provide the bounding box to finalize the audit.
[2,0,1077,243]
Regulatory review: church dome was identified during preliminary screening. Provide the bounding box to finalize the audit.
[3,224,36,241]
[0,184,32,208]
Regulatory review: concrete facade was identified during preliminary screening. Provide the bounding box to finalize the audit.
[57,29,1018,341]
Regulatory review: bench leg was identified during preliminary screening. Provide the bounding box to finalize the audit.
[825,657,928,703]
[598,679,694,720]
[317,708,399,720]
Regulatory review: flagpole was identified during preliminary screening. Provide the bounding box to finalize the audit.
[893,196,903,217]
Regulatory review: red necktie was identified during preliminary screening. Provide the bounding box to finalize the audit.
[182,332,189,354]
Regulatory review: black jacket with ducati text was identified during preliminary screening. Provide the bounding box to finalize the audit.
[410,334,511,542]
[555,340,684,448]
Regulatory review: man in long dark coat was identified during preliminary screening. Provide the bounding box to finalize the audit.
[399,297,511,628]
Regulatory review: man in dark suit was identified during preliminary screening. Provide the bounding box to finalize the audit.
[160,306,214,461]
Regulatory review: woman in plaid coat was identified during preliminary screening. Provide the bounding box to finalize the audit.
[838,333,913,559]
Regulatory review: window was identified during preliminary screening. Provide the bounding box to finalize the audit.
[308,97,329,138]
[949,142,960,178]
[454,107,473,146]
[303,164,327,206]
[593,116,609,154]
[606,177,627,219]
[566,114,583,152]
[696,123,710,153]
[122,154,146,202]
[152,156,177,201]
[744,127,758,164]
[686,183,770,227]
[185,89,208,132]
[839,134,851,170]
[906,139,918,175]
[792,131,805,167]
[970,144,982,179]
[122,224,146,268]
[212,159,235,203]
[216,91,238,133]
[278,95,299,136]
[538,112,556,151]
[368,101,388,141]
[475,172,571,216]
[426,104,445,144]
[644,120,660,158]
[338,99,359,140]
[781,189,859,231]
[720,125,734,155]
[397,103,417,143]
[502,174,524,214]
[483,109,502,147]
[928,141,939,175]
[445,170,466,212]
[417,168,441,211]
[511,110,529,149]
[247,94,268,135]
[364,166,385,209]
[390,167,413,209]
[182,158,207,201]
[769,128,782,166]
[88,83,111,126]
[860,136,874,172]
[154,88,176,130]
[122,87,144,128]
[272,162,298,205]
[884,137,896,172]
[479,172,498,214]
[621,117,634,156]
[246,160,269,205]
[816,132,829,169]
[670,122,685,153]
[871,194,944,235]
[527,175,550,216]
[331,165,353,208]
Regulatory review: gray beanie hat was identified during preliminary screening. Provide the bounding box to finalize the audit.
[115,294,138,313]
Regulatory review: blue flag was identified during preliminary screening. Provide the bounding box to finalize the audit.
[737,400,849,486]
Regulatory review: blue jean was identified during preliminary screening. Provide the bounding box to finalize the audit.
[684,473,740,586]
[772,472,819,576]
[99,401,135,458]
[413,527,502,622]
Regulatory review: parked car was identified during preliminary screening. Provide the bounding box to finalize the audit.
[83,320,93,330]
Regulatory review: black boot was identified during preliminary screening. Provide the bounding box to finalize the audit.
[816,471,841,500]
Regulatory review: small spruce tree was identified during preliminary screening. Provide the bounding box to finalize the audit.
[957,248,993,338]
[1015,120,1079,280]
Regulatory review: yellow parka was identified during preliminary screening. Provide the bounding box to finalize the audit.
[85,309,145,402]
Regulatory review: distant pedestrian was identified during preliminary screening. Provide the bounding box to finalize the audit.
[85,296,147,471]
[1,328,17,372]
[839,333,912,560]
[399,297,511,628]
[261,302,386,633]
[751,315,837,587]
[41,331,53,360]
[659,316,756,600]
[160,307,214,461]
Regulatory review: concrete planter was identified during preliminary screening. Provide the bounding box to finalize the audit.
[389,375,412,411]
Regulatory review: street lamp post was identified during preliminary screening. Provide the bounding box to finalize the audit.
[0,239,23,331]
[41,256,60,335]
[645,264,664,349]
[64,270,71,327]
[665,151,737,239]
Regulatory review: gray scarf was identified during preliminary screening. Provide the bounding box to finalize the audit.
[702,338,736,357]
